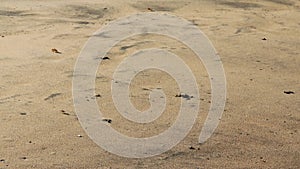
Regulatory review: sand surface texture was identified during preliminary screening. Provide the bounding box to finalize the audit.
[0,0,299,168]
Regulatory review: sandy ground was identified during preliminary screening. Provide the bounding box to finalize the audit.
[0,0,299,168]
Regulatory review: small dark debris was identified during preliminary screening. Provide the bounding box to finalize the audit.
[260,157,263,159]
[189,146,195,150]
[1,35,4,38]
[101,56,110,60]
[19,157,27,160]
[95,94,101,98]
[262,38,267,40]
[103,7,108,10]
[51,48,62,54]
[142,88,150,91]
[102,119,112,124]
[76,21,90,25]
[61,110,65,113]
[175,93,194,100]
[147,7,154,12]
[0,159,5,162]
[77,135,83,138]
[29,141,32,143]
[207,157,210,160]
[284,91,295,95]
[20,112,27,115]
[283,121,286,123]
[62,112,70,116]
[44,93,61,101]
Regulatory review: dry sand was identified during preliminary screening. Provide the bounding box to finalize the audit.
[0,0,299,168]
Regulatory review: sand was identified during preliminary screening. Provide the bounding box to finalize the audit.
[0,0,299,168]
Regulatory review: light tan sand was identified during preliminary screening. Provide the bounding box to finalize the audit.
[0,0,299,168]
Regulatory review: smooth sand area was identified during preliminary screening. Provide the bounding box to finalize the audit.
[0,0,299,168]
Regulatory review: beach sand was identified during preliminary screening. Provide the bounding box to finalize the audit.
[0,0,299,168]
